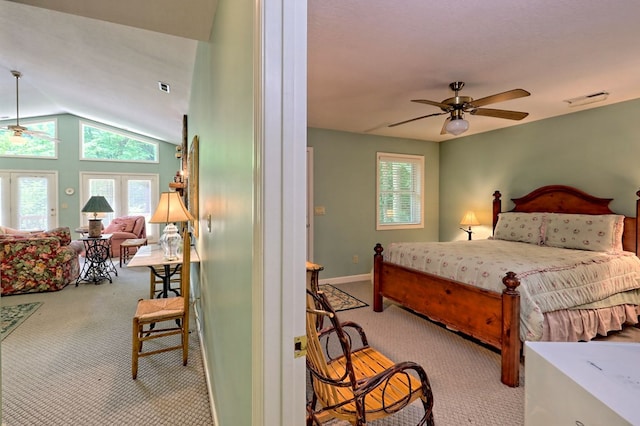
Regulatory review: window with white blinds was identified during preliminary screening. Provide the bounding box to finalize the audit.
[376,152,424,230]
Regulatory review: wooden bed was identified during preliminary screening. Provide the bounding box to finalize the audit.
[372,185,640,387]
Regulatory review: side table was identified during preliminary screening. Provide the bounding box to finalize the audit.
[120,238,148,267]
[74,226,89,237]
[76,234,118,285]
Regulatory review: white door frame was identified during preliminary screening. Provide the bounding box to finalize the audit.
[0,169,58,230]
[253,1,307,425]
[79,171,159,240]
[307,147,314,261]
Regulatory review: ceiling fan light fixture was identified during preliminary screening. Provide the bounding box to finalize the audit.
[445,117,469,136]
[10,131,27,145]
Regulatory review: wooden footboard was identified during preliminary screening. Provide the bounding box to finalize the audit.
[372,185,640,387]
[373,243,521,387]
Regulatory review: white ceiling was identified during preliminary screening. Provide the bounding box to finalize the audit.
[0,0,216,143]
[2,1,640,144]
[308,0,640,141]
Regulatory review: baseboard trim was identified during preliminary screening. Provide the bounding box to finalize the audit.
[319,272,372,285]
[194,300,220,426]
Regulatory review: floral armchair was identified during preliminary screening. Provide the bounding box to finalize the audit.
[103,216,147,257]
[0,227,81,295]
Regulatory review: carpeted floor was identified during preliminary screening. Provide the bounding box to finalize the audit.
[1,260,214,426]
[315,280,640,426]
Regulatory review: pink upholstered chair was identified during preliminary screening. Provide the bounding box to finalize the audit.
[103,216,147,257]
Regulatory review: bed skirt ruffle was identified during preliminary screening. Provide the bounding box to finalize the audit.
[542,304,640,341]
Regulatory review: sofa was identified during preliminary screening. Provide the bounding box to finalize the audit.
[0,226,81,295]
[103,216,147,257]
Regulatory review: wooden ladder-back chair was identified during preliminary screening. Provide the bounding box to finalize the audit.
[132,230,191,379]
[306,289,435,426]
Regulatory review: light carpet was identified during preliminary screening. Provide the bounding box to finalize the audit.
[318,284,368,312]
[1,302,42,340]
[314,281,640,426]
[1,261,213,426]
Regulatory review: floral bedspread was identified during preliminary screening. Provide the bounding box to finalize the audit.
[385,239,640,341]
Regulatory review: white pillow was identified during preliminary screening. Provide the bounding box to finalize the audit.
[493,212,545,245]
[543,213,624,252]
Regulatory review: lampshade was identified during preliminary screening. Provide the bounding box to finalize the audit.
[150,192,194,260]
[81,196,114,219]
[460,211,480,227]
[81,196,113,237]
[445,117,469,136]
[149,192,194,224]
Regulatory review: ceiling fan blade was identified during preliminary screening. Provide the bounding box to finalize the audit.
[440,117,451,135]
[388,112,446,128]
[468,89,530,108]
[411,99,452,110]
[470,108,529,120]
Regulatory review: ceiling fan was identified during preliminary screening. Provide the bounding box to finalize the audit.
[1,70,59,144]
[389,81,530,136]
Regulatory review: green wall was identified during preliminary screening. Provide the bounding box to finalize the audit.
[188,1,254,425]
[0,113,178,231]
[308,98,640,279]
[307,128,439,279]
[439,98,640,242]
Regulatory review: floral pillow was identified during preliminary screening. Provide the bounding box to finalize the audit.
[543,213,624,252]
[493,212,545,245]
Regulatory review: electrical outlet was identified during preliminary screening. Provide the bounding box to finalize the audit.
[352,255,359,264]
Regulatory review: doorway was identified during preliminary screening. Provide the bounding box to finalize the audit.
[0,170,58,230]
[79,172,159,241]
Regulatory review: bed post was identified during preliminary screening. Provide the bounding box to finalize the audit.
[501,271,521,387]
[373,243,384,312]
[492,191,502,232]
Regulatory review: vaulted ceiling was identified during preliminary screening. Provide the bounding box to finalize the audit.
[2,0,640,144]
[0,0,216,143]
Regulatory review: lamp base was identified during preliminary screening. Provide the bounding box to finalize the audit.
[460,227,473,240]
[88,219,103,238]
[160,223,182,260]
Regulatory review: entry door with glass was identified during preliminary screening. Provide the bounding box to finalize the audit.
[80,172,159,241]
[0,171,58,230]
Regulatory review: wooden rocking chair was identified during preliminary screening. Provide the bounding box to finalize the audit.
[306,289,435,426]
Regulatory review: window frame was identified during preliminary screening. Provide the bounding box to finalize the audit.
[376,152,425,231]
[0,118,58,159]
[79,120,159,163]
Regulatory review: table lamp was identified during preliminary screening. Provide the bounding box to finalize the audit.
[81,196,113,238]
[149,192,194,260]
[460,210,480,240]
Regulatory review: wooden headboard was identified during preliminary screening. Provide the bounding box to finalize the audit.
[492,185,640,256]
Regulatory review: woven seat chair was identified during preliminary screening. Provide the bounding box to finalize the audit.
[132,231,190,379]
[306,289,435,426]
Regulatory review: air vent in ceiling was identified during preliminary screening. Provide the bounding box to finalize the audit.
[158,81,171,93]
[563,91,609,107]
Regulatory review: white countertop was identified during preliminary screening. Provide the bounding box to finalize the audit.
[127,244,200,268]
